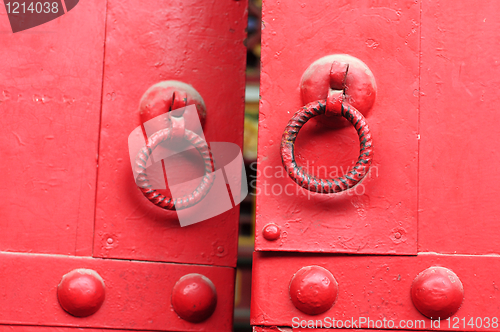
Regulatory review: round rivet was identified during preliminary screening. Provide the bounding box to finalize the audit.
[411,266,464,319]
[172,273,217,323]
[289,266,338,315]
[57,269,105,317]
[394,232,402,239]
[300,54,377,116]
[139,81,207,134]
[262,223,281,241]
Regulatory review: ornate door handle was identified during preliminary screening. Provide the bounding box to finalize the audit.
[280,54,376,194]
[280,100,373,193]
[135,125,216,210]
[133,81,216,210]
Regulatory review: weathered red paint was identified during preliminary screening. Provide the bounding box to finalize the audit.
[93,0,247,267]
[254,328,395,332]
[326,89,344,117]
[255,0,419,255]
[252,253,500,330]
[418,1,500,255]
[0,328,154,332]
[289,266,338,315]
[411,267,464,320]
[300,54,377,117]
[139,81,207,135]
[0,0,107,257]
[57,269,106,318]
[171,273,218,323]
[329,61,349,91]
[253,0,500,330]
[0,251,234,331]
[0,0,246,330]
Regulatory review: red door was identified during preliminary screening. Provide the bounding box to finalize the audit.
[0,1,247,331]
[252,0,500,331]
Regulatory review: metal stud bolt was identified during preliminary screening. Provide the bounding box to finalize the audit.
[171,273,217,323]
[262,223,281,241]
[57,268,106,317]
[411,266,464,319]
[289,265,338,315]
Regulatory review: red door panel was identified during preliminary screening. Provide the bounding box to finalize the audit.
[254,329,422,332]
[0,328,134,332]
[0,0,106,256]
[0,251,234,331]
[251,253,500,331]
[418,1,500,255]
[255,0,419,255]
[93,0,247,267]
[0,328,151,332]
[1,0,246,330]
[253,0,500,330]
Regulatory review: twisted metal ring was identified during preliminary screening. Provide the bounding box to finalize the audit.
[280,99,373,193]
[134,128,215,210]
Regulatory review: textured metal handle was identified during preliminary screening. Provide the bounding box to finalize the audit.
[280,99,373,193]
[134,128,215,210]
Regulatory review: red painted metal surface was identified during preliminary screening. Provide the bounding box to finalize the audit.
[255,0,419,254]
[0,0,106,256]
[262,223,281,241]
[253,0,500,330]
[0,0,246,330]
[0,328,158,332]
[171,273,218,323]
[300,54,377,117]
[410,267,464,320]
[0,251,234,331]
[418,1,500,255]
[139,81,207,134]
[94,0,247,267]
[251,253,500,331]
[254,329,421,332]
[57,269,106,317]
[289,265,338,315]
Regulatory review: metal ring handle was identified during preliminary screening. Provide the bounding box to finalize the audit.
[280,99,373,193]
[134,128,215,210]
